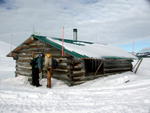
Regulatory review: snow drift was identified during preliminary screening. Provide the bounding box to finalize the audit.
[0,58,150,113]
[0,41,15,71]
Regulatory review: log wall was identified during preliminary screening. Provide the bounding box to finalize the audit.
[52,57,86,86]
[83,58,133,81]
[103,59,133,73]
[13,38,133,86]
[15,39,62,77]
[14,39,85,86]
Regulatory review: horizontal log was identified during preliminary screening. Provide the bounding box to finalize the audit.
[104,60,131,64]
[72,70,85,75]
[73,64,83,71]
[53,69,69,73]
[74,64,82,68]
[30,40,45,45]
[16,60,30,64]
[15,71,32,76]
[104,63,131,67]
[18,50,63,57]
[104,64,132,68]
[104,62,131,65]
[72,68,82,71]
[18,52,43,55]
[21,48,60,53]
[16,64,32,69]
[21,48,45,52]
[18,54,32,57]
[104,59,133,62]
[104,61,132,64]
[84,71,103,76]
[16,61,30,65]
[72,76,85,81]
[56,58,72,64]
[66,59,81,65]
[14,44,29,52]
[104,67,131,72]
[57,65,69,69]
[18,57,33,60]
[17,59,31,63]
[56,57,68,61]
[29,45,48,48]
[71,81,85,85]
[59,62,68,66]
[16,67,32,73]
[84,75,101,80]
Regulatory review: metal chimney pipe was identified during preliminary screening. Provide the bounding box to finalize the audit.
[73,28,77,41]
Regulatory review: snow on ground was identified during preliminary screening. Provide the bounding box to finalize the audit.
[0,58,150,113]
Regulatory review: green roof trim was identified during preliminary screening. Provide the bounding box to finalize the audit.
[32,34,135,59]
[32,34,88,58]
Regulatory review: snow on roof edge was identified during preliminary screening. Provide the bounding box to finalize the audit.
[45,36,136,59]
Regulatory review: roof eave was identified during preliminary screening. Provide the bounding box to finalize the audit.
[33,35,89,58]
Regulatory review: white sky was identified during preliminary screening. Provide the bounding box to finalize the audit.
[0,0,150,48]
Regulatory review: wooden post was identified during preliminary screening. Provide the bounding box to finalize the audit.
[94,61,103,76]
[133,59,140,71]
[47,68,52,88]
[134,58,143,74]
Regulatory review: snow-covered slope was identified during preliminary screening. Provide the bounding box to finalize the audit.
[0,41,15,71]
[0,58,150,113]
[0,41,13,57]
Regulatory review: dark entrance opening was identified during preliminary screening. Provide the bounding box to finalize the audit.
[84,59,104,75]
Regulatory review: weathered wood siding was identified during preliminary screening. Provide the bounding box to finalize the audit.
[82,58,133,81]
[103,59,133,73]
[13,38,133,86]
[15,39,62,77]
[52,57,85,86]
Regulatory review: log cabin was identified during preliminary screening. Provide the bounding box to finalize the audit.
[7,34,136,86]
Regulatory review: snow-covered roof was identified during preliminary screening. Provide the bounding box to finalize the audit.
[33,35,136,59]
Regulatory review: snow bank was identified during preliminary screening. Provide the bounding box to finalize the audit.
[0,41,15,72]
[0,41,13,57]
[0,76,29,86]
[0,58,150,113]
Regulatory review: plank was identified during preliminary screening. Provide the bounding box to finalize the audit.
[16,67,32,72]
[16,64,32,69]
[72,70,85,75]
[53,68,69,73]
[72,81,85,85]
[15,71,32,76]
[104,64,132,68]
[104,67,131,72]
